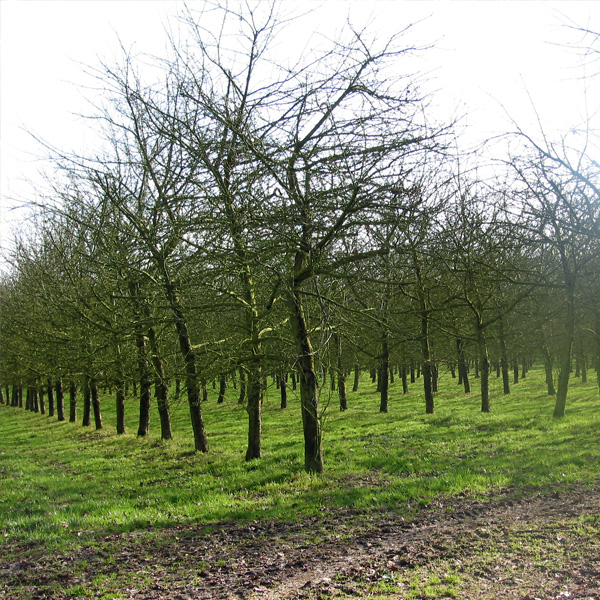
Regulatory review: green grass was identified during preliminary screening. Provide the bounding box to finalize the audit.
[0,367,599,550]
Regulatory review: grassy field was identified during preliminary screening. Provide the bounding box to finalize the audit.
[1,367,599,551]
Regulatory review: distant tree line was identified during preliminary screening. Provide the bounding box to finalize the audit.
[1,4,599,473]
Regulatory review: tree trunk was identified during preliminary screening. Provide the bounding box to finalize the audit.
[135,324,151,437]
[577,338,587,383]
[47,379,55,417]
[82,377,91,427]
[115,379,126,435]
[289,275,323,474]
[147,325,172,440]
[338,370,347,411]
[543,346,556,396]
[38,385,46,414]
[422,360,433,413]
[113,335,127,435]
[164,281,209,452]
[91,378,102,430]
[335,333,347,411]
[352,365,360,392]
[220,194,265,458]
[56,379,65,421]
[69,382,77,423]
[420,308,434,414]
[379,333,389,413]
[280,372,287,409]
[245,368,262,460]
[476,324,490,413]
[498,318,510,395]
[554,277,575,417]
[243,296,264,460]
[30,386,40,413]
[217,374,226,404]
[457,338,470,393]
[238,369,247,405]
[155,381,171,440]
[401,366,409,394]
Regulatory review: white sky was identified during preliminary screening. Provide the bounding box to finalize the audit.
[1,1,599,268]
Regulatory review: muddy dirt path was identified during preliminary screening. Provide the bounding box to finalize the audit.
[250,483,600,600]
[2,482,600,599]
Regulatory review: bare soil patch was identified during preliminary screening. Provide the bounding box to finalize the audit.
[2,482,600,599]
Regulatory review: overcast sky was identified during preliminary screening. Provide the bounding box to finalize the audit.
[1,1,599,265]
